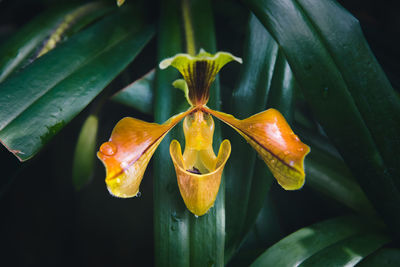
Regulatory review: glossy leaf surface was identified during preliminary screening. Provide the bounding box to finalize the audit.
[358,248,400,267]
[187,1,226,265]
[303,134,376,216]
[0,2,111,83]
[224,14,278,261]
[299,232,390,267]
[251,216,384,266]
[72,114,98,190]
[153,0,189,266]
[112,70,154,115]
[154,0,225,265]
[0,5,76,82]
[0,8,154,161]
[244,0,400,235]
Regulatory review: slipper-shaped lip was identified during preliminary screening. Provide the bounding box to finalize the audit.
[170,139,231,216]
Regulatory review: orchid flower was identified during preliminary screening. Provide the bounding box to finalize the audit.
[97,50,310,216]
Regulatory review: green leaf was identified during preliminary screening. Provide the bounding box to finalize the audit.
[0,4,76,83]
[302,130,376,216]
[72,114,98,190]
[224,13,277,262]
[112,69,154,115]
[0,2,112,83]
[250,216,384,266]
[225,13,299,262]
[230,50,297,263]
[0,7,154,161]
[358,248,400,267]
[154,0,225,266]
[244,0,400,235]
[153,0,188,266]
[35,2,113,59]
[189,0,225,266]
[299,232,390,267]
[266,52,296,122]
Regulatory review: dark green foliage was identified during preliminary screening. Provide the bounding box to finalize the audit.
[0,0,399,266]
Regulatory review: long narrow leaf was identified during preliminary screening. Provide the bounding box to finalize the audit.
[72,114,99,190]
[358,248,400,267]
[0,7,154,161]
[243,0,400,235]
[0,5,76,82]
[238,50,298,259]
[267,52,296,122]
[295,0,400,188]
[0,2,111,83]
[304,136,376,216]
[299,232,390,267]
[112,70,154,115]
[153,0,189,266]
[154,0,225,266]
[224,14,278,262]
[251,216,382,266]
[189,0,225,265]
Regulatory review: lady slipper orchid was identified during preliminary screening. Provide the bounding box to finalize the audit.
[97,50,310,216]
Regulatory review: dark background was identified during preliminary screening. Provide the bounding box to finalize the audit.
[0,0,399,266]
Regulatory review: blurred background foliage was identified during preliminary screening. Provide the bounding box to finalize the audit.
[0,0,399,266]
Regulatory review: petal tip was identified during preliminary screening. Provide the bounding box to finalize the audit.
[159,58,170,69]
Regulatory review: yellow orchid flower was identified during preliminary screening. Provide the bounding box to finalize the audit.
[97,50,310,216]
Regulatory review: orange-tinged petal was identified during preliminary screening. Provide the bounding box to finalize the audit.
[170,139,231,216]
[97,109,193,198]
[203,107,310,190]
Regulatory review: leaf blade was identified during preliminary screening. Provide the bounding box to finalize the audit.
[111,70,154,115]
[72,114,98,190]
[153,0,189,266]
[0,5,76,83]
[299,232,391,267]
[224,14,278,262]
[243,0,400,235]
[250,216,382,266]
[0,8,154,161]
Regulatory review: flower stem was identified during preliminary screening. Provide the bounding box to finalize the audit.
[182,0,196,55]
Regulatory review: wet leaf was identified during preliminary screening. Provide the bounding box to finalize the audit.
[0,7,154,161]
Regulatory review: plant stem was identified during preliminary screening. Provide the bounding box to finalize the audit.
[182,0,196,55]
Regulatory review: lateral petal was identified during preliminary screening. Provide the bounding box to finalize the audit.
[97,109,193,198]
[204,107,310,190]
[170,139,231,216]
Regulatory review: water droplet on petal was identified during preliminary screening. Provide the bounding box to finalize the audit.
[297,147,304,152]
[284,151,289,155]
[100,141,117,156]
[136,191,141,197]
[194,215,199,218]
